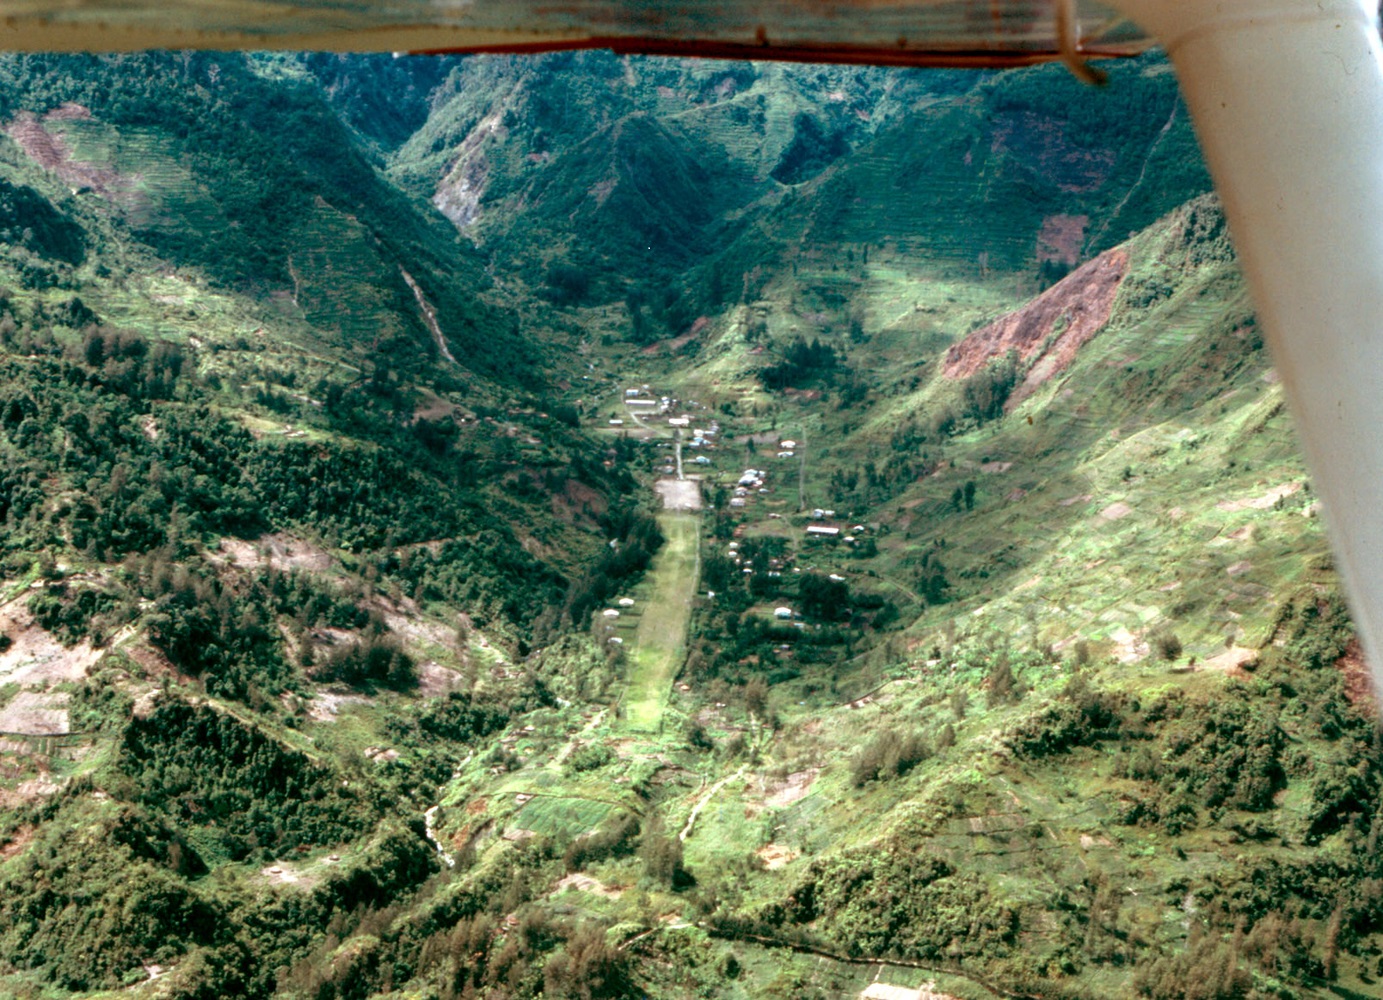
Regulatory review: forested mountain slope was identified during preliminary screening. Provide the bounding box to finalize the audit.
[390,52,1209,343]
[0,52,536,379]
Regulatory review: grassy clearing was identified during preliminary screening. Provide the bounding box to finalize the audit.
[623,512,701,731]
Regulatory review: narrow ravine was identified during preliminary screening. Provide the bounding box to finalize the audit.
[423,804,455,868]
[400,266,458,365]
[422,751,473,868]
[679,764,745,842]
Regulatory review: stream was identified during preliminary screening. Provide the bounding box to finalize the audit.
[422,751,473,868]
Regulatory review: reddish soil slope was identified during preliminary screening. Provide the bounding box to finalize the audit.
[943,248,1128,406]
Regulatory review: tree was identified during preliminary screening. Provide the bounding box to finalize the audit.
[744,676,769,716]
[638,815,688,888]
[1152,629,1183,662]
[986,651,1021,707]
[851,729,930,786]
[799,573,849,621]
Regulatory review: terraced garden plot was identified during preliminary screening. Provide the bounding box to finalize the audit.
[511,795,616,839]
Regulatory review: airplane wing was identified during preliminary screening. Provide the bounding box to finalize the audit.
[0,0,1147,66]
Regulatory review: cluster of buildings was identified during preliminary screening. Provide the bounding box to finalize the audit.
[730,467,772,509]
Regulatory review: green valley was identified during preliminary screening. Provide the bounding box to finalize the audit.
[0,47,1370,1000]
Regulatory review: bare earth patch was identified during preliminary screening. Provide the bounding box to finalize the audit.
[432,109,502,227]
[654,478,702,511]
[552,872,624,899]
[417,662,466,698]
[763,769,818,808]
[1336,639,1377,709]
[755,843,799,870]
[862,983,960,1000]
[413,390,462,423]
[307,691,370,722]
[0,771,44,809]
[377,599,457,651]
[1099,501,1133,521]
[260,863,318,888]
[216,533,336,573]
[1216,482,1301,512]
[551,477,607,526]
[640,320,704,356]
[1199,645,1258,675]
[0,824,34,860]
[1037,213,1089,265]
[124,642,182,682]
[610,737,652,759]
[0,596,102,688]
[14,776,60,801]
[7,111,138,204]
[1109,626,1147,663]
[0,691,70,735]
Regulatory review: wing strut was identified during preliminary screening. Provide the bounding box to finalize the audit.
[1114,0,1383,691]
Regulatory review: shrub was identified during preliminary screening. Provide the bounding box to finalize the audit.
[1152,629,1183,662]
[567,743,614,773]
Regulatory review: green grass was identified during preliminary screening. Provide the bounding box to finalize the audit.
[623,512,701,731]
